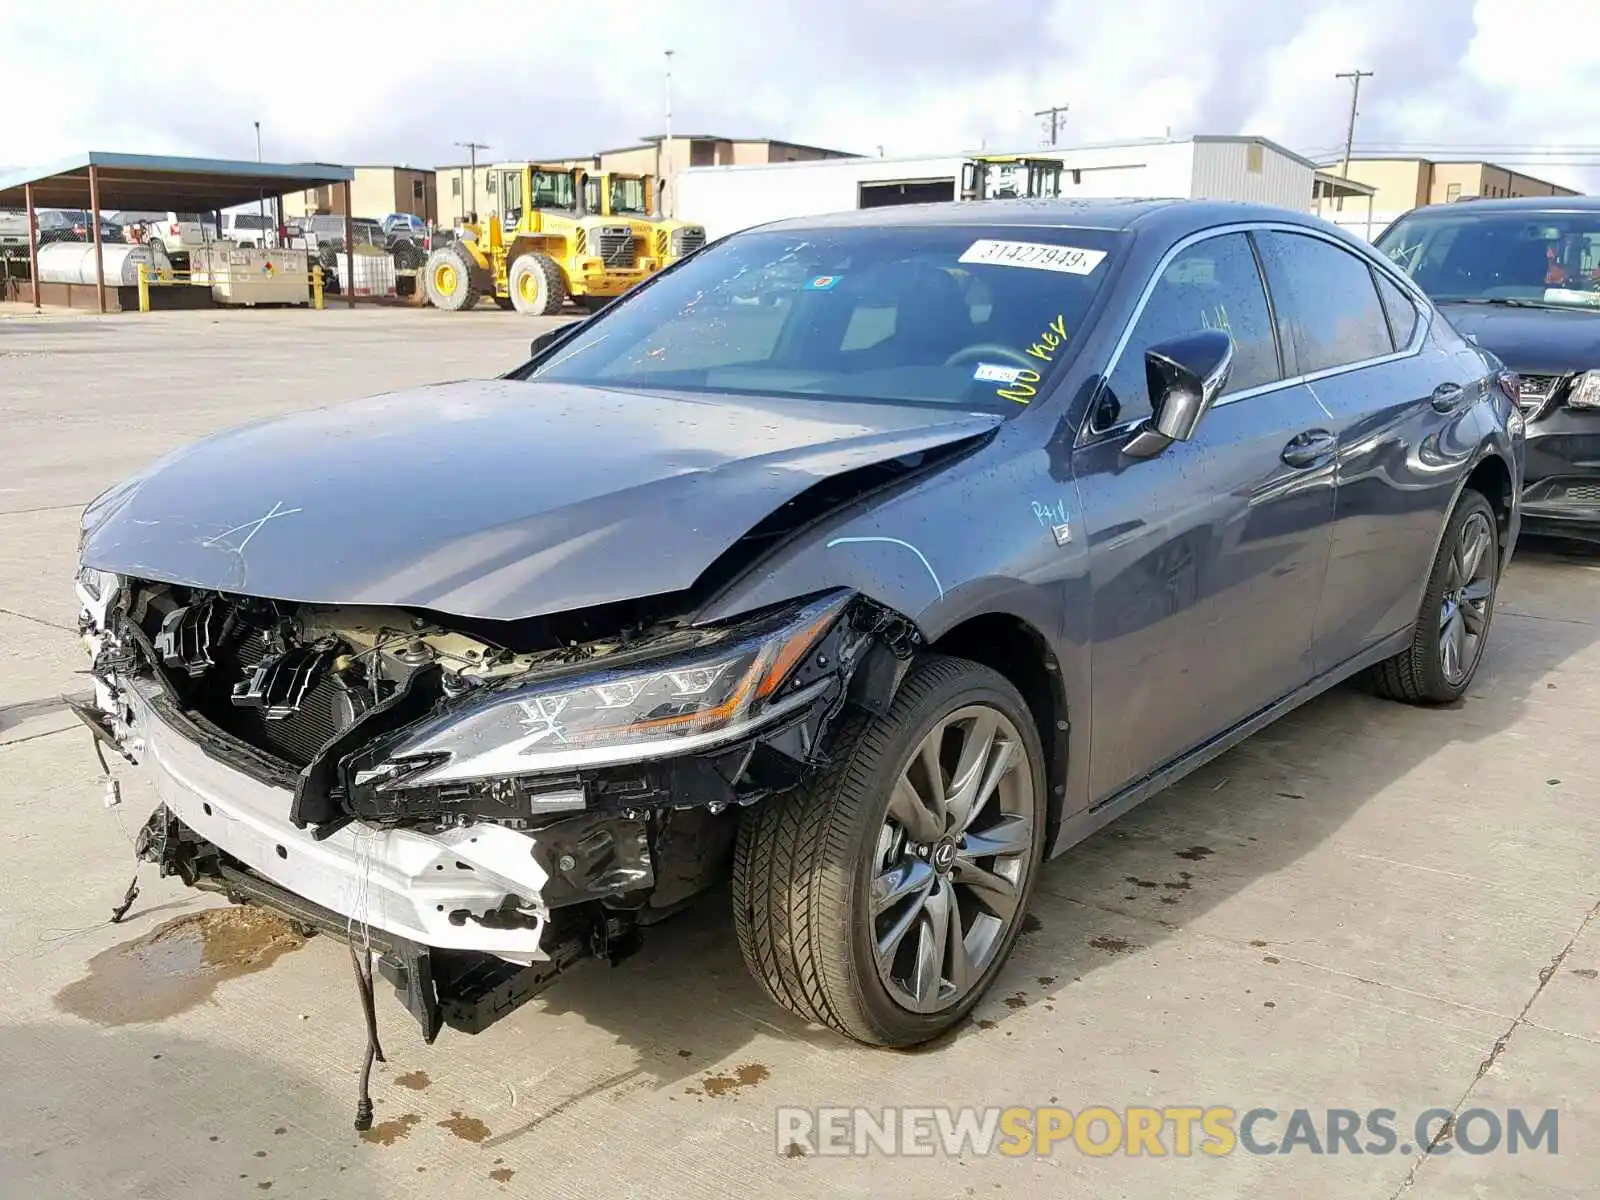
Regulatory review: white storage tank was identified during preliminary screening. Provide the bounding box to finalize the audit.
[335,249,397,298]
[36,242,172,286]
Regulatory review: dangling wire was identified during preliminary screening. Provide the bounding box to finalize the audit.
[346,829,384,1131]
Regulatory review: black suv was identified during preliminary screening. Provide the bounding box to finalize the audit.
[1377,196,1600,542]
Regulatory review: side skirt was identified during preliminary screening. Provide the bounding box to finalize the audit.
[1048,627,1412,858]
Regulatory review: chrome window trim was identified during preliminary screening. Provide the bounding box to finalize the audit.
[1080,221,1434,445]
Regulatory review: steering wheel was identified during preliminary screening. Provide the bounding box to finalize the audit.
[943,343,1037,370]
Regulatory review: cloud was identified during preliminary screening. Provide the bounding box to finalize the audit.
[3,0,1596,192]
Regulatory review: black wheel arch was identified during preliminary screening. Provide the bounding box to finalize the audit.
[847,608,1070,859]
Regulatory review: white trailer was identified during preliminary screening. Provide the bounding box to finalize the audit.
[675,136,1320,243]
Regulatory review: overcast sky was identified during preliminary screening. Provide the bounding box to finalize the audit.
[4,0,1597,191]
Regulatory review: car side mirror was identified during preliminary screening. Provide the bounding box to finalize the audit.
[1122,329,1234,459]
[529,318,585,360]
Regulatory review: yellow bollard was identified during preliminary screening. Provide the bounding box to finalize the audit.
[137,263,150,313]
[312,264,324,311]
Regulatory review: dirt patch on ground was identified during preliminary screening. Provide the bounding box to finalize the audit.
[54,907,307,1026]
[700,1064,770,1098]
[438,1111,491,1143]
[360,1114,421,1147]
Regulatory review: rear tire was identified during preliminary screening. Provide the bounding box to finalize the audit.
[732,654,1047,1046]
[1368,489,1499,704]
[508,252,567,315]
[423,243,480,311]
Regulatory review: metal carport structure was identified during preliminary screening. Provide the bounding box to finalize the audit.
[0,152,355,311]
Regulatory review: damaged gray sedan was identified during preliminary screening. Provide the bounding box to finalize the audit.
[74,200,1521,1066]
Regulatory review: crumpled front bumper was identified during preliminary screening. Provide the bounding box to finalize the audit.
[120,679,553,962]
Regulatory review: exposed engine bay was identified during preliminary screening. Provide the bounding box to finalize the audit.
[73,567,919,1042]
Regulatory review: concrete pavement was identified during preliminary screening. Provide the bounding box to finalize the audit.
[1,304,1595,1199]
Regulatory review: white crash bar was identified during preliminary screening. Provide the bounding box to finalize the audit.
[126,682,551,961]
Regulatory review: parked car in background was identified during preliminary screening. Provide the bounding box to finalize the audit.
[287,214,388,254]
[283,215,393,293]
[382,213,428,239]
[1377,196,1600,544]
[36,210,122,245]
[113,211,217,264]
[221,211,279,248]
[0,209,28,248]
[74,200,1522,1053]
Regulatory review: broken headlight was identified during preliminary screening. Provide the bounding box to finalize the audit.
[365,591,851,793]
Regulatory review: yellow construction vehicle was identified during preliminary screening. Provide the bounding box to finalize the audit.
[422,163,654,314]
[585,171,708,269]
[959,155,1064,201]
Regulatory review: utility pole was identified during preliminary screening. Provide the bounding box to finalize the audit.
[1335,70,1373,178]
[254,121,268,244]
[1033,103,1069,147]
[662,49,675,218]
[455,140,489,221]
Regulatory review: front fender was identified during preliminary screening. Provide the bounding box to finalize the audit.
[692,440,1083,645]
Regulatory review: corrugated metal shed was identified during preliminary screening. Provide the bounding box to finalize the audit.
[1189,137,1316,210]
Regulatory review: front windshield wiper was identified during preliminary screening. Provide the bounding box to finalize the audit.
[1438,296,1599,312]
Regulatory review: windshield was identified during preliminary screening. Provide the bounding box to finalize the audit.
[531,224,1121,413]
[1377,207,1600,310]
[530,169,576,211]
[610,177,648,215]
[232,214,271,230]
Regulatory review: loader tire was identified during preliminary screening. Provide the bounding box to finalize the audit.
[423,243,480,311]
[509,252,567,316]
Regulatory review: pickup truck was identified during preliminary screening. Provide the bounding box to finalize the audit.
[114,212,217,264]
[0,209,29,248]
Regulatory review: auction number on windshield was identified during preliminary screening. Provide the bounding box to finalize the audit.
[959,239,1107,275]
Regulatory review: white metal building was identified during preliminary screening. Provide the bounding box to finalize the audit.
[676,136,1335,242]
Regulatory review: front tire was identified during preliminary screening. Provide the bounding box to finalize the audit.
[733,654,1047,1046]
[423,244,481,311]
[1369,489,1499,704]
[508,252,567,315]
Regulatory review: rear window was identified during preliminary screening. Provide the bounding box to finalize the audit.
[531,223,1123,414]
[232,214,272,229]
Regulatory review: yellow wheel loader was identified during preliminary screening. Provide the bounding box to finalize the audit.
[586,171,708,271]
[959,155,1064,201]
[422,164,655,315]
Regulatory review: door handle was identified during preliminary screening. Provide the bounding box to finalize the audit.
[1281,429,1337,469]
[1431,382,1465,413]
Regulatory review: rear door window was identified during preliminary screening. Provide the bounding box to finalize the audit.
[1096,232,1282,430]
[1254,231,1396,373]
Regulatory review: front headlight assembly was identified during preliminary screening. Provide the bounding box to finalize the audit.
[1568,369,1600,410]
[356,592,852,802]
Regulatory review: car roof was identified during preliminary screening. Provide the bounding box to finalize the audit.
[1392,195,1600,217]
[754,198,1337,238]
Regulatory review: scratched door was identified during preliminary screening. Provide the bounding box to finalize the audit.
[1069,232,1336,802]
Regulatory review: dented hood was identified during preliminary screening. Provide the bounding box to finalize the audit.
[81,379,1000,620]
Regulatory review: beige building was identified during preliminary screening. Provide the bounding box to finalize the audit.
[1314,156,1581,240]
[281,165,439,223]
[435,135,857,227]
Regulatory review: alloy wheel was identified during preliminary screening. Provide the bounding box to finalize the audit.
[1438,510,1495,685]
[871,705,1036,1014]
